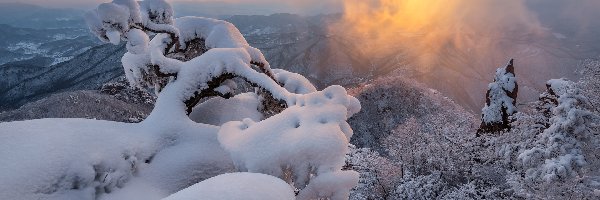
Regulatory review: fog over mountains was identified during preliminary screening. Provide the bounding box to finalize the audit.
[2,2,598,113]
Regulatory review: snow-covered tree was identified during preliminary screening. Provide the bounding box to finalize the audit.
[491,75,600,199]
[0,1,361,200]
[518,79,598,183]
[85,0,288,116]
[478,59,518,134]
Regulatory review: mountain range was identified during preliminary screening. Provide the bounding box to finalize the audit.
[1,3,598,114]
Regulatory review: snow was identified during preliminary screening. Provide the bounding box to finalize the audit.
[0,80,359,199]
[113,0,142,24]
[97,2,130,34]
[121,51,152,89]
[50,56,74,65]
[145,47,285,109]
[85,10,107,43]
[7,0,364,199]
[190,93,262,126]
[86,0,177,46]
[297,171,360,200]
[138,0,179,37]
[517,78,597,183]
[0,114,234,200]
[547,78,572,96]
[173,17,269,68]
[126,28,149,54]
[140,0,174,25]
[7,42,42,53]
[123,9,360,198]
[121,28,153,89]
[218,101,349,176]
[148,33,184,75]
[481,60,517,125]
[494,67,517,92]
[273,69,317,94]
[218,85,360,194]
[0,119,156,200]
[175,17,248,49]
[482,83,509,123]
[106,30,122,45]
[161,173,295,200]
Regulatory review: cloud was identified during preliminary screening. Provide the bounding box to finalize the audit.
[326,0,600,111]
[330,0,544,65]
[171,0,343,15]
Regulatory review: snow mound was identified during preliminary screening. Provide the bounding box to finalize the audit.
[297,171,360,200]
[273,68,317,94]
[0,117,234,200]
[161,173,295,200]
[190,93,262,126]
[0,119,155,200]
[218,85,359,196]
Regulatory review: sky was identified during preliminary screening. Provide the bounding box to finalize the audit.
[0,0,344,14]
[0,0,105,8]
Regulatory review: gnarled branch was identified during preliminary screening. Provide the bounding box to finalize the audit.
[182,73,287,117]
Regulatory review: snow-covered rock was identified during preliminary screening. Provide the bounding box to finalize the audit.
[479,59,518,133]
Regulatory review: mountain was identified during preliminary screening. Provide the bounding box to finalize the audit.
[0,24,99,66]
[1,13,596,114]
[0,44,126,111]
[228,13,596,113]
[0,14,372,111]
[347,70,478,155]
[172,1,341,18]
[0,3,86,29]
[0,90,152,123]
[228,14,372,88]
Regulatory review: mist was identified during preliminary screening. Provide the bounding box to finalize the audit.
[328,0,600,112]
[0,0,344,14]
[1,0,598,112]
[332,0,543,60]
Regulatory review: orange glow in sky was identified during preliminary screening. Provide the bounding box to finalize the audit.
[333,0,543,61]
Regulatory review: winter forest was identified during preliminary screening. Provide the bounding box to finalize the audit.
[0,0,599,199]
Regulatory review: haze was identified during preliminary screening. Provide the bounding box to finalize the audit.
[0,0,344,14]
[2,0,598,112]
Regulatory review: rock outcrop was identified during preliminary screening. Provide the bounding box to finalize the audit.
[478,59,518,134]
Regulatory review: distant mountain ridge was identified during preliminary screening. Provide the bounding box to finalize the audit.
[1,13,597,114]
[0,3,86,29]
[0,44,125,111]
